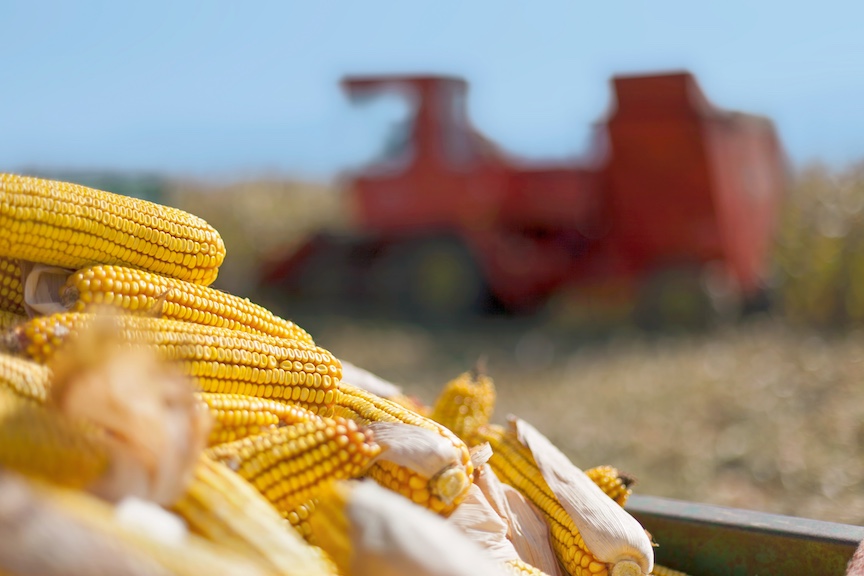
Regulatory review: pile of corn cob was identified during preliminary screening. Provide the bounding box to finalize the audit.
[0,173,689,576]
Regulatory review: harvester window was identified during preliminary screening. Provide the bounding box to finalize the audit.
[438,82,474,170]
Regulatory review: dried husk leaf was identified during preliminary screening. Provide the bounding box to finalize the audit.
[344,480,508,576]
[47,314,211,505]
[447,483,520,563]
[470,442,494,470]
[513,417,654,575]
[341,360,404,398]
[475,464,563,576]
[369,421,461,479]
[20,262,72,317]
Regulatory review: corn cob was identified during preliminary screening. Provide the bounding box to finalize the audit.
[0,256,25,315]
[430,366,496,446]
[479,424,610,576]
[172,455,338,575]
[479,421,654,576]
[6,312,341,415]
[285,500,319,540]
[61,264,313,344]
[585,465,635,508]
[0,353,51,402]
[333,381,474,515]
[0,173,226,286]
[196,392,321,446]
[205,417,380,533]
[0,309,27,330]
[0,388,110,489]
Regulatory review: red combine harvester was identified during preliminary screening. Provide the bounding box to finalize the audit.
[260,72,786,328]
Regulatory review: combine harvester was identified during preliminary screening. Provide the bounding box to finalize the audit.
[261,72,786,329]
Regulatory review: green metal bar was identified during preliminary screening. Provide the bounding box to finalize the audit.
[626,495,864,575]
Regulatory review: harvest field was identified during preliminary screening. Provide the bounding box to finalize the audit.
[165,161,864,526]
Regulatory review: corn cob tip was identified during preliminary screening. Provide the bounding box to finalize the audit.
[433,466,471,506]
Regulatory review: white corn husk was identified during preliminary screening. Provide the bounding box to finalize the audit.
[475,465,564,576]
[345,480,508,576]
[447,483,520,563]
[369,421,462,480]
[513,417,654,576]
[341,361,404,399]
[115,497,188,546]
[470,442,494,470]
[21,262,72,316]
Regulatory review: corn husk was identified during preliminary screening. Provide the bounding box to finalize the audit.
[47,314,211,505]
[341,361,404,398]
[20,262,71,316]
[369,421,471,505]
[316,479,508,576]
[0,470,270,576]
[474,464,563,576]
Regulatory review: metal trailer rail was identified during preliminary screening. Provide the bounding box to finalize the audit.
[626,495,864,575]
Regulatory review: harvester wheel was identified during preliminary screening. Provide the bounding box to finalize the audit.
[633,264,740,332]
[374,237,488,324]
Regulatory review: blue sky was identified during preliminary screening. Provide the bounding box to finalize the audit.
[2,1,863,180]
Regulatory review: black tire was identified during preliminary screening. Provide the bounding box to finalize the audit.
[371,236,489,324]
[633,264,740,333]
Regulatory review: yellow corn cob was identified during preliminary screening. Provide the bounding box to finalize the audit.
[0,173,226,286]
[0,256,25,315]
[61,264,313,344]
[7,312,341,415]
[333,381,474,515]
[505,558,554,576]
[478,423,608,576]
[196,392,321,446]
[172,454,338,575]
[0,309,27,330]
[205,417,380,527]
[429,366,496,446]
[0,352,51,402]
[585,465,635,508]
[306,481,352,571]
[0,388,110,489]
[285,500,319,541]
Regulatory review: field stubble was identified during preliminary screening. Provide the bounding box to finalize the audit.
[288,313,864,526]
